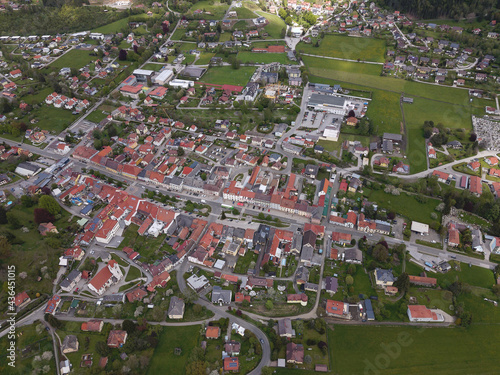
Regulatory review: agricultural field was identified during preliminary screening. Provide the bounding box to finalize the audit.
[256,11,286,38]
[49,49,98,70]
[201,66,256,86]
[297,34,387,62]
[236,6,258,19]
[147,325,201,375]
[237,51,297,65]
[188,1,229,19]
[328,325,499,375]
[363,188,441,224]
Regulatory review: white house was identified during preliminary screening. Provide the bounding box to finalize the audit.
[88,260,123,295]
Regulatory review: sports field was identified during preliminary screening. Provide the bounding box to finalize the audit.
[328,325,499,375]
[201,66,255,86]
[298,34,387,62]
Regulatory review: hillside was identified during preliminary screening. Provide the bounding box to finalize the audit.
[381,0,499,20]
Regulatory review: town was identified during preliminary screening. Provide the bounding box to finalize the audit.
[0,0,500,374]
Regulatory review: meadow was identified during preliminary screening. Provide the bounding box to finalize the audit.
[256,11,286,38]
[297,34,387,62]
[49,49,98,70]
[201,66,256,86]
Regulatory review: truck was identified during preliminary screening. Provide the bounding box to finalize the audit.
[201,199,206,203]
[221,203,233,210]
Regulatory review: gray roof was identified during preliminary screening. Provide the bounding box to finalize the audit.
[168,296,185,317]
[383,133,403,142]
[308,93,346,108]
[278,318,293,336]
[211,286,232,304]
[16,162,41,173]
[324,276,338,292]
[62,335,78,352]
[375,268,395,283]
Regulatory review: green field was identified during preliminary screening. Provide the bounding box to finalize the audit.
[303,56,470,105]
[22,105,78,133]
[196,52,216,65]
[147,325,201,375]
[91,17,129,34]
[171,27,186,41]
[328,325,499,375]
[236,6,258,19]
[297,34,387,62]
[364,188,441,224]
[256,11,286,38]
[201,66,255,86]
[189,1,229,19]
[20,87,53,105]
[237,51,297,64]
[435,262,495,289]
[50,49,98,70]
[142,63,166,71]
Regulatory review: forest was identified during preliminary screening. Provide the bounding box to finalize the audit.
[380,0,500,20]
[0,3,132,35]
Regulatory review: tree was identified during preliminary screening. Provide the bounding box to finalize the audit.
[372,243,389,262]
[21,195,35,207]
[34,208,55,224]
[119,49,128,61]
[39,195,60,216]
[304,354,312,364]
[6,212,21,229]
[0,207,7,224]
[95,341,110,357]
[0,236,11,260]
[122,319,137,335]
[177,147,185,156]
[394,272,410,294]
[345,275,354,285]
[265,300,274,310]
[45,314,61,329]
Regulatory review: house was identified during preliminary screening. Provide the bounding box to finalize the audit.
[206,326,220,339]
[224,341,241,356]
[324,276,338,295]
[286,342,304,364]
[107,330,128,348]
[469,176,482,196]
[14,291,31,310]
[343,248,362,264]
[325,299,350,318]
[39,222,58,236]
[62,335,79,354]
[81,320,104,332]
[44,295,61,315]
[374,268,395,287]
[409,275,437,287]
[277,318,293,338]
[407,305,444,322]
[224,357,239,372]
[211,286,232,305]
[168,296,185,319]
[447,222,460,247]
[60,270,82,292]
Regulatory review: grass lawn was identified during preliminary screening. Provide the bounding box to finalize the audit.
[171,27,186,41]
[189,1,229,19]
[256,11,286,38]
[303,56,470,105]
[353,267,376,297]
[435,261,495,289]
[147,325,201,375]
[85,109,109,124]
[297,35,386,62]
[201,66,255,86]
[456,293,500,323]
[237,51,297,65]
[363,188,441,224]
[142,63,166,71]
[0,323,54,374]
[50,49,98,70]
[91,17,129,33]
[366,89,402,134]
[196,52,215,65]
[406,126,428,174]
[236,6,258,19]
[21,86,53,105]
[328,324,500,375]
[118,224,167,262]
[125,265,142,282]
[234,251,257,274]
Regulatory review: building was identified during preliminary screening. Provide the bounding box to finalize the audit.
[307,94,347,115]
[286,342,304,364]
[14,291,31,310]
[60,270,82,292]
[107,330,128,348]
[168,296,185,319]
[407,305,444,322]
[325,299,350,318]
[224,357,239,372]
[224,341,241,356]
[211,285,232,305]
[44,295,61,315]
[88,260,123,296]
[153,69,174,85]
[206,326,220,339]
[411,221,429,235]
[95,219,120,244]
[15,162,41,177]
[81,320,104,332]
[374,268,395,287]
[409,275,437,287]
[62,335,79,354]
[277,318,293,338]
